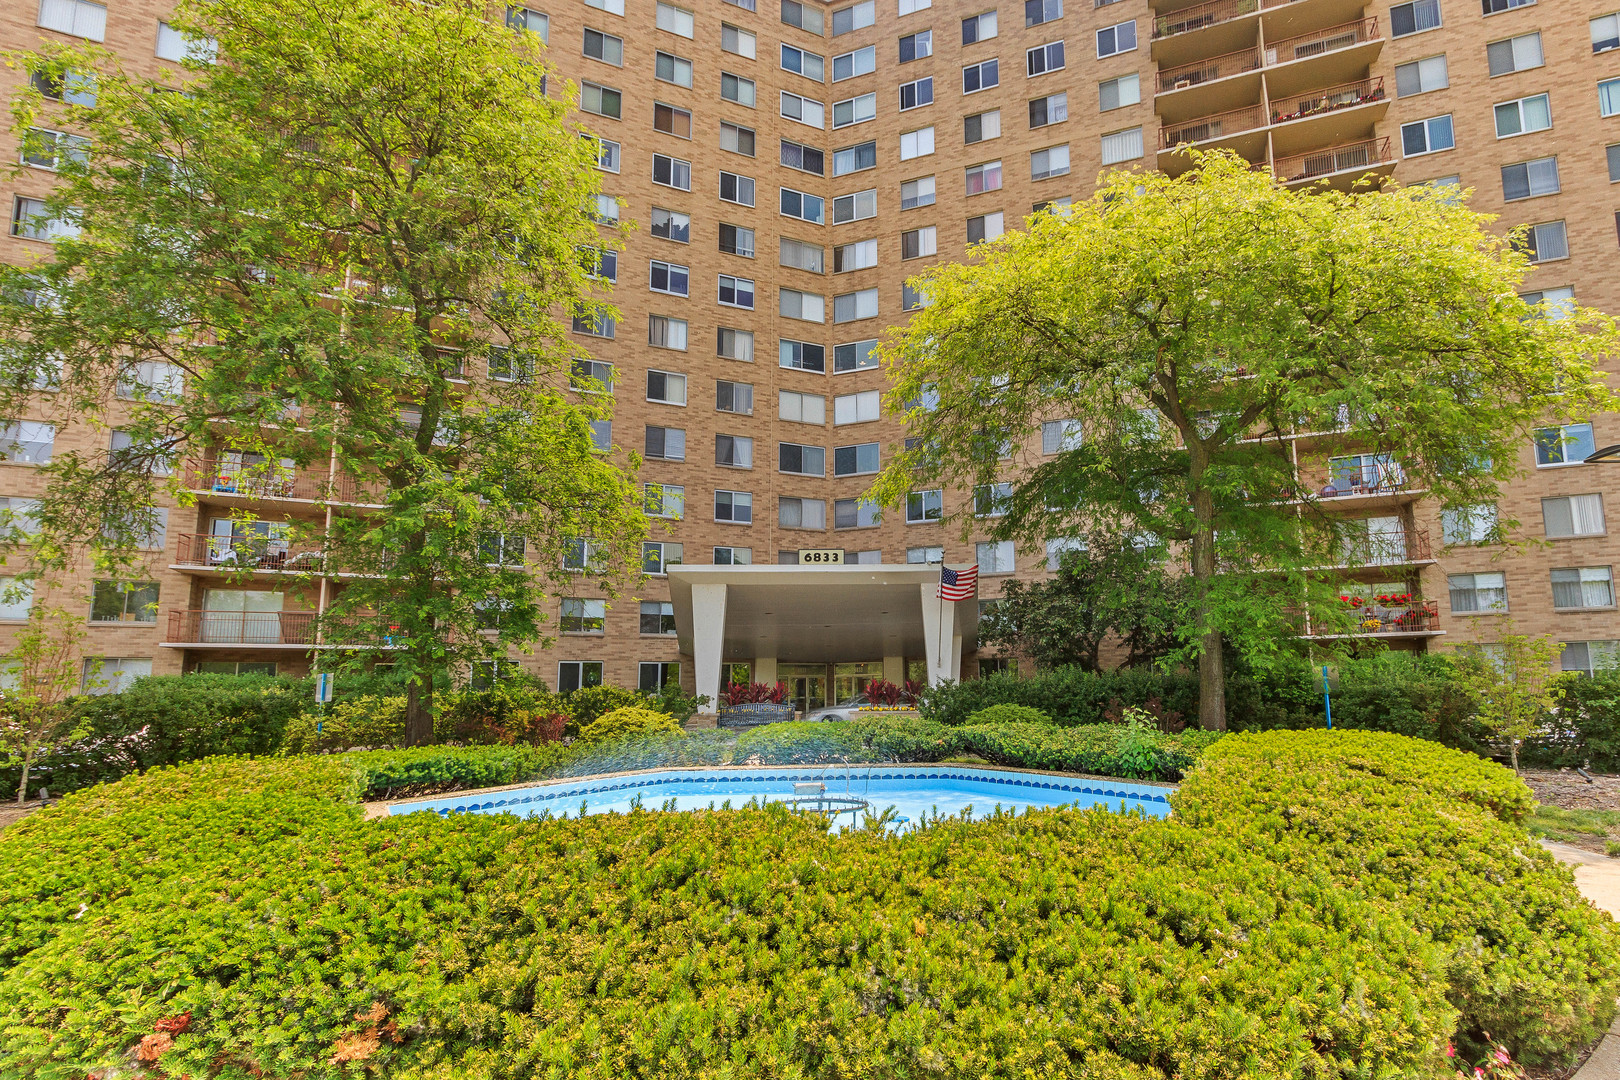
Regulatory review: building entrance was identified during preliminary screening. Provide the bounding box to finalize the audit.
[833,661,883,705]
[779,663,826,714]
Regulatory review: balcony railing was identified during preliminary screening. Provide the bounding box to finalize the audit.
[1160,104,1267,149]
[1154,0,1272,39]
[1270,76,1385,125]
[1336,528,1431,567]
[165,610,398,646]
[1312,466,1410,499]
[1157,47,1264,92]
[181,460,385,505]
[1342,599,1440,635]
[172,532,328,573]
[1264,18,1380,65]
[1272,137,1393,183]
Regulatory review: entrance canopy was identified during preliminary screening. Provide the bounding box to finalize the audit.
[666,564,980,709]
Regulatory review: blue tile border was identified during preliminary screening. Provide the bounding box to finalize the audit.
[389,765,1173,819]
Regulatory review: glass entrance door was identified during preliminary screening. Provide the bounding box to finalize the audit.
[833,661,883,705]
[778,663,827,714]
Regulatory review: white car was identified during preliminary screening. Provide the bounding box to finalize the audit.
[800,693,870,723]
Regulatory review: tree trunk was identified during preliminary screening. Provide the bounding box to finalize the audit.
[403,675,434,746]
[1197,626,1227,731]
[16,745,32,805]
[1189,479,1228,731]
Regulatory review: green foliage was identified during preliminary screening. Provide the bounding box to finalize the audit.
[1524,669,1620,771]
[576,706,684,746]
[956,723,1216,782]
[351,744,569,800]
[640,682,710,722]
[964,703,1053,727]
[1175,731,1617,1060]
[1525,805,1620,847]
[920,665,1200,728]
[565,685,653,729]
[543,731,734,778]
[734,720,867,764]
[280,694,407,753]
[845,715,961,762]
[436,680,567,745]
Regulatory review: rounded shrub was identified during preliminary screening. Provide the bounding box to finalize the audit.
[964,702,1052,727]
[575,706,684,746]
[564,685,651,730]
[280,695,406,753]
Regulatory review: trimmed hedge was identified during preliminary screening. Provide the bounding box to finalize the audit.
[0,731,1612,1075]
[956,722,1220,780]
[964,703,1052,726]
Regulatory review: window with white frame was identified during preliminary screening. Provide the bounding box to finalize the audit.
[718,274,756,309]
[781,339,827,372]
[592,194,620,224]
[581,81,623,118]
[715,434,754,470]
[643,541,684,575]
[560,598,607,633]
[1027,41,1065,76]
[779,497,826,529]
[719,223,755,258]
[648,315,689,350]
[1449,572,1507,613]
[1502,156,1559,200]
[1535,422,1595,465]
[570,357,614,391]
[834,339,879,371]
[783,0,825,32]
[722,23,757,57]
[650,259,690,296]
[1045,536,1085,569]
[10,197,78,241]
[720,171,756,206]
[1400,114,1454,155]
[780,186,825,223]
[834,141,878,175]
[590,136,621,172]
[832,0,875,35]
[833,288,879,323]
[37,0,106,40]
[653,153,692,190]
[1395,55,1448,96]
[1553,567,1615,609]
[967,211,1005,243]
[1544,493,1605,538]
[965,161,1002,194]
[721,71,756,106]
[779,391,827,424]
[780,288,826,322]
[560,536,599,571]
[1487,31,1541,75]
[781,139,826,176]
[584,27,625,64]
[962,10,997,43]
[718,327,755,361]
[901,226,937,259]
[833,93,878,128]
[646,370,688,406]
[720,122,757,156]
[1389,0,1441,37]
[645,483,686,518]
[650,208,691,244]
[977,540,1016,573]
[833,189,878,223]
[1096,20,1136,56]
[781,44,825,81]
[900,78,934,110]
[1441,503,1497,545]
[834,238,878,272]
[717,379,754,414]
[898,32,931,63]
[115,361,184,403]
[781,91,827,127]
[1031,145,1070,179]
[780,237,825,272]
[965,110,1002,143]
[835,389,882,424]
[1602,78,1620,118]
[974,482,1012,517]
[588,420,612,453]
[900,126,935,159]
[779,441,827,474]
[1495,93,1551,137]
[907,489,944,522]
[963,59,1000,94]
[644,425,686,460]
[836,44,878,79]
[557,660,604,693]
[1100,127,1144,165]
[1560,640,1620,676]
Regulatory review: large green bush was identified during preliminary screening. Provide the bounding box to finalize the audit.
[0,731,1611,1075]
[956,722,1218,781]
[1524,669,1620,771]
[575,706,684,746]
[563,684,652,730]
[280,693,408,752]
[964,702,1052,726]
[918,664,1201,727]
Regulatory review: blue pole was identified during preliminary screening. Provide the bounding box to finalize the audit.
[1322,664,1333,730]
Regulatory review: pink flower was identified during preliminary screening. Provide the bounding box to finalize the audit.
[1475,1068,1485,1079]
[1445,1044,1455,1058]
[1494,1048,1510,1065]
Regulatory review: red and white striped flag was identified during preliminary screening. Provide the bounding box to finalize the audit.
[938,564,979,601]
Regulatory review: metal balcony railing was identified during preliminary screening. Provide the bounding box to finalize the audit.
[1264,18,1380,65]
[1336,528,1431,567]
[1153,0,1272,40]
[1269,76,1386,125]
[1342,599,1440,634]
[181,459,385,505]
[1272,137,1394,183]
[1157,47,1264,92]
[165,610,398,646]
[172,532,328,573]
[1160,104,1268,149]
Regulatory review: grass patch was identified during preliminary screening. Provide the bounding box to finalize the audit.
[1527,804,1620,845]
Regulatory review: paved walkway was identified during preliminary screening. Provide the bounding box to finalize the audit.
[1546,843,1620,1080]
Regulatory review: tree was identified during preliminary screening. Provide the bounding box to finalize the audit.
[0,0,646,743]
[1455,626,1564,774]
[874,152,1616,730]
[979,537,1185,673]
[0,605,92,804]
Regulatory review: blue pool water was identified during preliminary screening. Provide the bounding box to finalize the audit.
[389,766,1173,829]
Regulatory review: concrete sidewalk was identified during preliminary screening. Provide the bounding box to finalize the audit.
[1545,843,1620,1080]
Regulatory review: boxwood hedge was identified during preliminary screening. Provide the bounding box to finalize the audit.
[0,731,1612,1077]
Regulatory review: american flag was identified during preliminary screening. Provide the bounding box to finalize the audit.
[938,564,979,601]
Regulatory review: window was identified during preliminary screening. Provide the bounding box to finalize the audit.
[1027,41,1065,76]
[1515,220,1568,263]
[780,340,829,374]
[591,194,620,225]
[11,196,78,241]
[0,421,55,464]
[1400,114,1454,156]
[901,283,929,310]
[907,489,944,522]
[154,22,218,64]
[1487,31,1542,76]
[572,309,616,337]
[90,580,158,624]
[782,44,826,82]
[651,207,691,243]
[781,139,826,175]
[900,78,934,110]
[1553,567,1615,610]
[560,537,597,571]
[832,1,875,35]
[717,379,755,414]
[721,122,757,157]
[834,141,878,175]
[965,110,1002,143]
[1045,537,1084,570]
[1535,422,1595,465]
[1544,494,1605,538]
[1521,286,1575,318]
[82,657,150,694]
[644,425,687,460]
[967,211,1005,243]
[1026,0,1063,23]
[568,354,612,391]
[1041,419,1083,453]
[508,5,553,34]
[719,224,756,258]
[1097,76,1138,113]
[560,598,606,634]
[718,327,755,362]
[718,274,756,309]
[965,161,1002,194]
[37,0,106,40]
[114,360,183,404]
[654,103,693,138]
[908,545,944,562]
[962,11,997,43]
[646,370,689,406]
[834,442,880,475]
[645,483,686,518]
[780,93,827,129]
[714,545,753,564]
[581,81,623,118]
[779,442,827,474]
[557,661,605,693]
[833,93,878,128]
[1449,572,1507,613]
[589,136,620,172]
[639,662,680,691]
[1610,143,1620,183]
[974,482,1012,517]
[1596,13,1620,52]
[779,497,826,529]
[643,541,684,575]
[1394,55,1448,97]
[834,46,878,83]
[1495,93,1550,138]
[1502,156,1559,200]
[584,27,624,64]
[833,188,878,223]
[1096,20,1136,56]
[1481,0,1531,12]
[588,420,612,453]
[832,340,878,371]
[901,226,937,259]
[899,0,930,13]
[783,0,825,32]
[977,540,1016,573]
[835,498,882,529]
[1561,641,1620,676]
[780,391,827,424]
[835,388,882,424]
[1389,0,1441,36]
[721,72,757,107]
[833,288,879,323]
[715,489,754,523]
[653,153,693,190]
[720,171,757,206]
[722,23,757,58]
[657,1,695,35]
[1603,78,1620,118]
[649,259,691,296]
[29,68,97,107]
[1031,145,1070,180]
[1441,503,1497,545]
[898,32,931,63]
[780,287,827,321]
[20,128,89,171]
[963,60,999,94]
[834,238,878,271]
[580,247,618,282]
[779,237,825,273]
[648,315,689,350]
[900,127,935,159]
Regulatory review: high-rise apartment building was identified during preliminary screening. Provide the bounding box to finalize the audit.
[2,0,1618,709]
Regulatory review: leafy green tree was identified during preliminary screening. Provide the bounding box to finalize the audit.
[1456,625,1565,774]
[979,536,1185,673]
[874,151,1615,730]
[0,605,92,804]
[0,0,645,743]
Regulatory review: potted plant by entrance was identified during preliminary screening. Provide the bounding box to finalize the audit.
[717,681,795,728]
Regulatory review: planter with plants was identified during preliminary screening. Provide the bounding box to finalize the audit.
[717,681,795,728]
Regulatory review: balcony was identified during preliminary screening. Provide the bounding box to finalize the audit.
[1334,528,1433,568]
[181,459,385,507]
[164,610,397,647]
[172,532,328,576]
[1159,103,1268,151]
[1154,0,1270,41]
[1273,137,1395,188]
[1308,599,1442,638]
[1152,0,1371,65]
[1158,47,1265,94]
[1161,76,1384,157]
[1270,76,1387,153]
